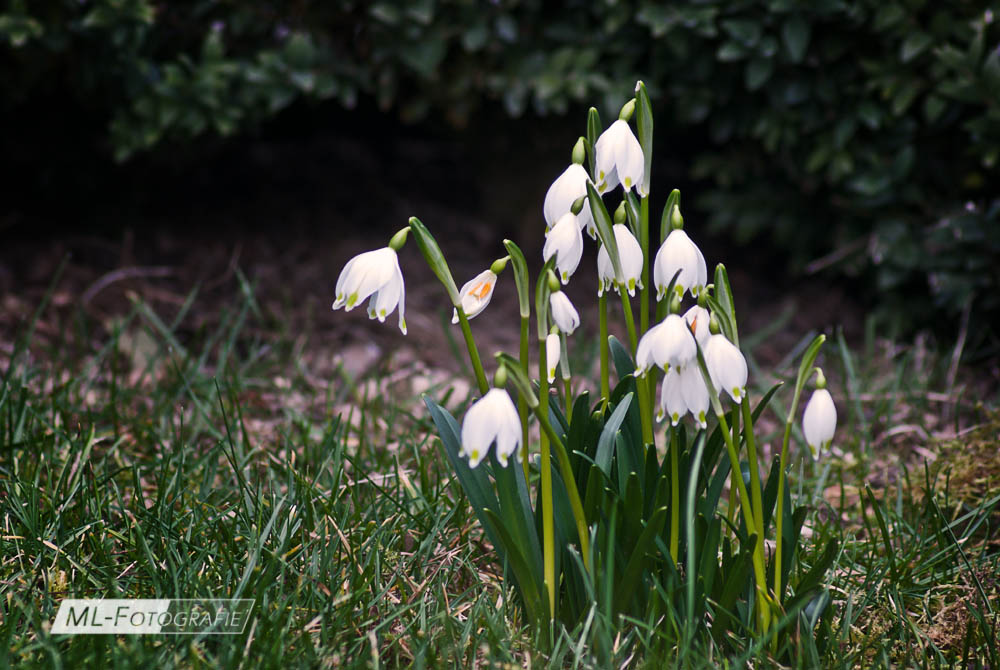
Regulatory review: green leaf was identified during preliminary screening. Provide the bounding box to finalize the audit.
[613,506,667,614]
[587,181,622,281]
[745,58,774,90]
[900,32,933,63]
[502,240,530,319]
[408,217,460,305]
[423,397,502,548]
[609,335,635,379]
[482,509,547,625]
[586,107,602,178]
[595,393,633,477]
[634,81,653,195]
[781,15,810,63]
[721,19,761,47]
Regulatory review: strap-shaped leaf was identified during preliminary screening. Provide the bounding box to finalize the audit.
[713,263,738,346]
[482,508,547,625]
[586,106,602,178]
[608,335,635,378]
[587,181,623,282]
[613,505,667,615]
[408,217,459,305]
[786,538,839,613]
[490,451,542,590]
[594,393,633,477]
[659,189,681,245]
[635,81,653,196]
[502,239,531,319]
[423,396,501,551]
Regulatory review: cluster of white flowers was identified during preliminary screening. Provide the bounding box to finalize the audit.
[329,96,837,469]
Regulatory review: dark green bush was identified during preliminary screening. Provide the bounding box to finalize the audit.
[3,0,998,336]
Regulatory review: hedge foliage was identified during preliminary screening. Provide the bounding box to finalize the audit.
[3,0,999,333]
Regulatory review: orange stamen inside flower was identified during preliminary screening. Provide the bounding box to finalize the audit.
[471,282,492,300]
[689,317,698,335]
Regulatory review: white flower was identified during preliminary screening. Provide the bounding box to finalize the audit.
[543,163,596,238]
[653,229,708,300]
[802,388,836,458]
[594,119,645,196]
[542,212,584,284]
[657,366,687,425]
[636,314,696,376]
[704,333,748,403]
[597,224,644,297]
[679,364,710,429]
[332,247,407,334]
[549,291,580,335]
[460,388,522,468]
[683,304,711,347]
[545,332,561,383]
[451,269,498,324]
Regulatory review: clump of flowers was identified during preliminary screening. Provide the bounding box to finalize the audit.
[330,83,839,658]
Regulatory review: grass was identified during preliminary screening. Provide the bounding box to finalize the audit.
[1,272,998,668]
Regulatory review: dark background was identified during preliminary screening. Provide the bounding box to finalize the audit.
[2,0,999,358]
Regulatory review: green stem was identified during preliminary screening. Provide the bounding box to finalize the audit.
[669,425,680,564]
[456,306,488,395]
[519,315,530,482]
[774,420,793,605]
[617,286,638,354]
[639,197,650,336]
[563,377,573,424]
[538,339,556,618]
[599,292,610,403]
[535,407,592,575]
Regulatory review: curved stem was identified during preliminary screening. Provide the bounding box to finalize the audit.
[456,306,488,395]
[618,288,654,446]
[617,287,638,354]
[742,398,765,552]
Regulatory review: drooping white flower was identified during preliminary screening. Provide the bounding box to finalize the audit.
[704,333,748,403]
[653,229,708,300]
[802,388,837,458]
[597,224,644,297]
[542,212,584,284]
[635,314,697,376]
[679,364,710,429]
[452,269,498,324]
[543,163,596,238]
[545,332,561,383]
[594,119,645,196]
[657,366,687,425]
[683,304,711,347]
[332,247,407,334]
[460,388,522,468]
[549,291,580,335]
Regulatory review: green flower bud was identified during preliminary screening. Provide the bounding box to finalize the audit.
[547,270,561,293]
[619,98,636,122]
[697,286,711,308]
[670,206,684,231]
[388,226,410,251]
[614,201,627,224]
[490,256,510,275]
[571,137,586,165]
[814,367,827,390]
[571,194,587,216]
[668,295,682,315]
[493,365,508,389]
[709,313,721,335]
